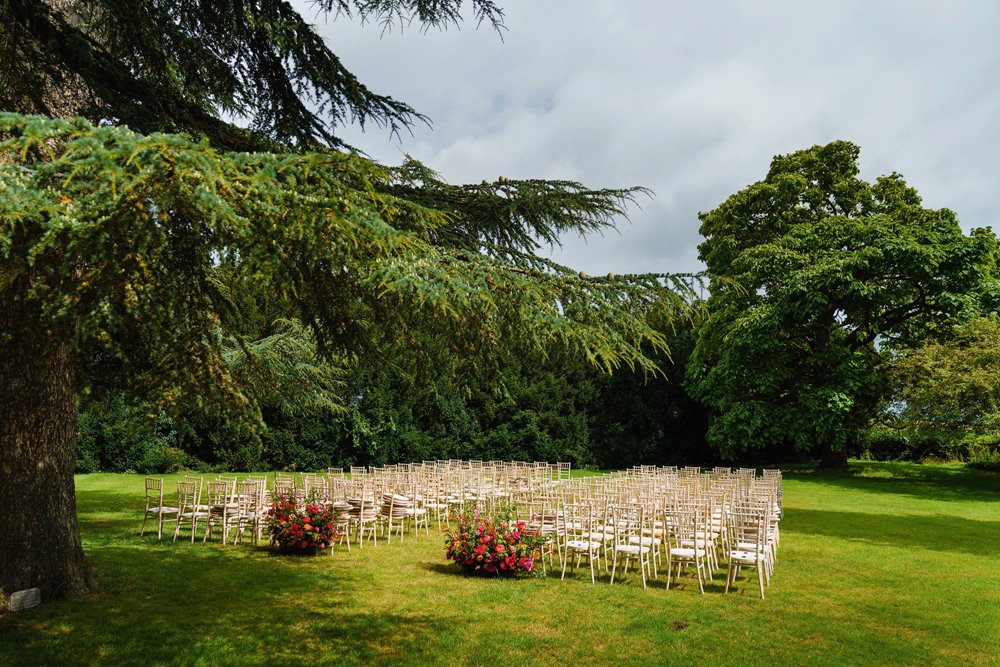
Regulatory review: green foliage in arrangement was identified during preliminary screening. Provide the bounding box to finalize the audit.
[444,504,547,575]
[3,463,998,664]
[689,140,998,464]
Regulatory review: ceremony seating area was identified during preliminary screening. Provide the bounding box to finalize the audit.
[141,461,782,597]
[15,461,993,665]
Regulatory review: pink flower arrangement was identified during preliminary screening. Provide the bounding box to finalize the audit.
[266,496,341,553]
[444,507,544,575]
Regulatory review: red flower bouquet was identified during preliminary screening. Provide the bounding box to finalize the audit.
[444,506,545,575]
[266,496,341,554]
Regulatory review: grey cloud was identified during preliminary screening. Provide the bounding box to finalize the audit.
[302,0,1000,275]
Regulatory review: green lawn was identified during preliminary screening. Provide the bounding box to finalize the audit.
[1,462,998,666]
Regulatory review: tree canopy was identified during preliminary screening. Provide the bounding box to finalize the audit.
[1,112,686,412]
[1,0,503,150]
[889,316,1000,437]
[688,140,998,464]
[0,1,696,602]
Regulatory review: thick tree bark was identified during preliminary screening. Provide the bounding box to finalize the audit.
[819,423,860,467]
[1,0,98,604]
[819,446,849,467]
[0,272,93,601]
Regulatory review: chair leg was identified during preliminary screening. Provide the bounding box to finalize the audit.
[726,562,740,593]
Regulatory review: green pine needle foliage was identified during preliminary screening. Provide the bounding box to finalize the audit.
[1,113,696,426]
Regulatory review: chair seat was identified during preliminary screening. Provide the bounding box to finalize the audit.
[615,544,650,555]
[670,547,706,558]
[680,539,710,549]
[567,540,602,551]
[736,541,764,552]
[729,549,765,564]
[149,505,179,513]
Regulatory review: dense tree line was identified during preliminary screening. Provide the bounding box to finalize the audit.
[76,300,717,473]
[75,141,1000,474]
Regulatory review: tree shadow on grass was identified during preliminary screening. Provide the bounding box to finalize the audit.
[422,561,546,582]
[423,561,469,577]
[783,507,1000,557]
[784,462,1000,504]
[0,540,450,666]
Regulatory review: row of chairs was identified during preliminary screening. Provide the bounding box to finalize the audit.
[497,466,781,596]
[139,463,781,597]
[553,494,778,597]
[140,476,272,546]
[140,475,431,552]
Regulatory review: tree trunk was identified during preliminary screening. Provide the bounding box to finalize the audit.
[0,273,93,602]
[0,0,101,605]
[819,445,849,467]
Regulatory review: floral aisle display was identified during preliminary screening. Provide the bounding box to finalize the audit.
[444,506,547,575]
[266,497,341,554]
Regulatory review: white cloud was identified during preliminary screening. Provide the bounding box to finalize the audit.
[299,0,1000,275]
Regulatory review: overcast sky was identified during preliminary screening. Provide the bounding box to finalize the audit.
[298,0,1000,275]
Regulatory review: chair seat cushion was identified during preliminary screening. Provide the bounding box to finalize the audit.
[670,547,705,558]
[615,544,650,555]
[736,541,763,552]
[567,540,601,551]
[729,549,764,564]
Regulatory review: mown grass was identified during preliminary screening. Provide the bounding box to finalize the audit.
[1,462,998,666]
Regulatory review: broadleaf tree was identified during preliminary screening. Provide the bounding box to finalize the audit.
[0,1,694,601]
[889,316,1000,438]
[688,140,998,465]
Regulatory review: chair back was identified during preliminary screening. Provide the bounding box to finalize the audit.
[176,480,199,513]
[144,477,164,507]
[207,480,234,507]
